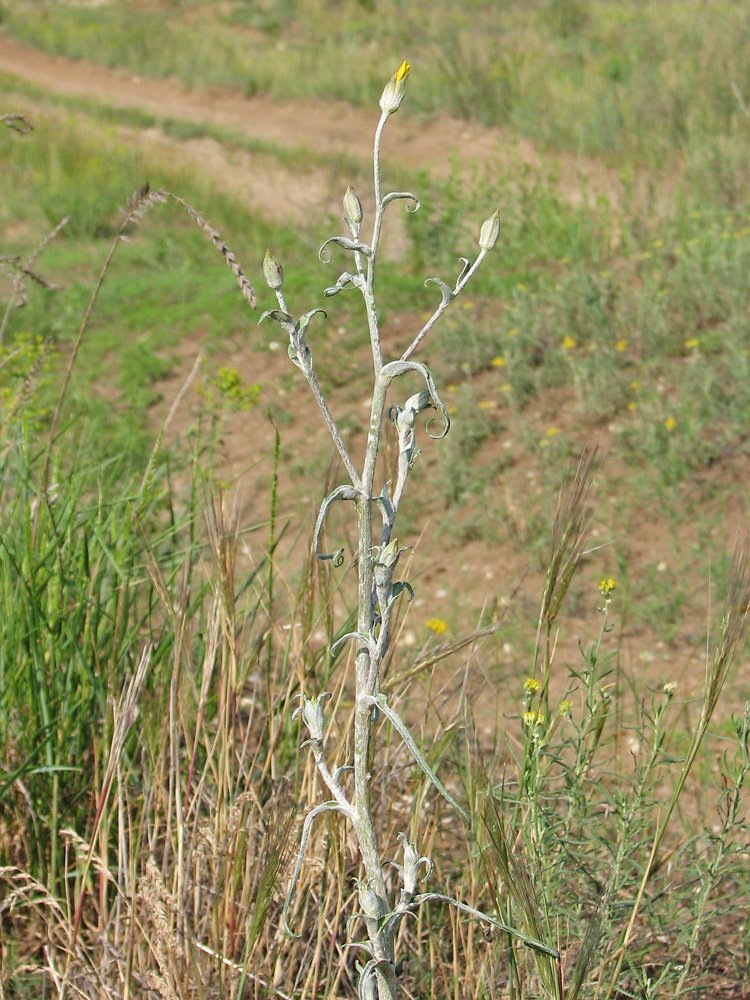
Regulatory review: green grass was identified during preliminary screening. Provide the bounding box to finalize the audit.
[2,17,750,994]
[6,0,750,179]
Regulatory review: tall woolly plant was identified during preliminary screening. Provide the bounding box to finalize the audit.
[259,61,555,1000]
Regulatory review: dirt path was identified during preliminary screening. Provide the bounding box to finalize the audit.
[0,31,626,212]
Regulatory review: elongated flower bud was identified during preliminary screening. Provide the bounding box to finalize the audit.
[343,185,363,226]
[478,210,500,251]
[292,692,331,744]
[263,249,284,289]
[379,60,410,115]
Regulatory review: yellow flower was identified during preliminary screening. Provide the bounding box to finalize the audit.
[615,340,627,352]
[558,700,573,716]
[491,356,506,367]
[462,300,475,310]
[546,426,560,437]
[598,577,616,596]
[523,711,545,727]
[524,677,541,694]
[664,416,676,431]
[478,400,493,410]
[380,61,410,114]
[426,618,448,635]
[684,337,699,349]
[446,384,457,392]
[653,239,664,248]
[562,335,576,350]
[630,380,640,389]
[627,402,637,410]
[446,406,457,415]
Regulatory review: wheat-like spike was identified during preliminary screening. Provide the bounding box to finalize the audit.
[166,192,256,307]
[24,216,70,268]
[0,255,59,292]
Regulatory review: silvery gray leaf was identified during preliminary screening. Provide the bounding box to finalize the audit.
[319,236,373,263]
[424,276,453,307]
[379,360,450,439]
[313,484,361,564]
[382,191,421,213]
[258,309,296,337]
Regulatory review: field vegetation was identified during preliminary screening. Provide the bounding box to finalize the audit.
[1,2,750,997]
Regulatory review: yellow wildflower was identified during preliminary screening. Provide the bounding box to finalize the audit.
[562,335,576,350]
[615,340,627,352]
[380,61,410,115]
[546,427,560,437]
[664,416,676,431]
[491,356,506,367]
[598,577,616,596]
[523,711,545,727]
[426,618,448,635]
[558,700,573,716]
[524,677,541,695]
[684,338,699,349]
[478,400,493,410]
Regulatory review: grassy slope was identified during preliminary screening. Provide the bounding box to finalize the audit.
[2,7,750,996]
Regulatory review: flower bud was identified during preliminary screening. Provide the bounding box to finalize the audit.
[478,210,500,251]
[356,878,384,919]
[343,185,363,226]
[263,249,284,290]
[379,60,410,115]
[293,692,331,744]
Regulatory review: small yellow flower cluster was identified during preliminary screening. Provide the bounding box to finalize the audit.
[598,577,616,596]
[558,700,573,716]
[523,710,545,728]
[425,618,448,635]
[524,677,541,695]
[562,335,577,350]
[664,416,676,431]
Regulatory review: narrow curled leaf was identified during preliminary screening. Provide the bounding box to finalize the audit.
[374,487,394,526]
[379,360,450,439]
[456,257,472,284]
[382,191,421,213]
[313,485,361,565]
[402,893,561,958]
[357,959,393,1000]
[324,271,362,297]
[258,309,295,337]
[360,694,470,826]
[331,630,376,657]
[387,581,414,613]
[283,801,347,937]
[424,276,454,308]
[319,236,372,263]
[296,308,327,339]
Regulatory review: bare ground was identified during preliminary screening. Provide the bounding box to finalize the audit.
[1,31,748,716]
